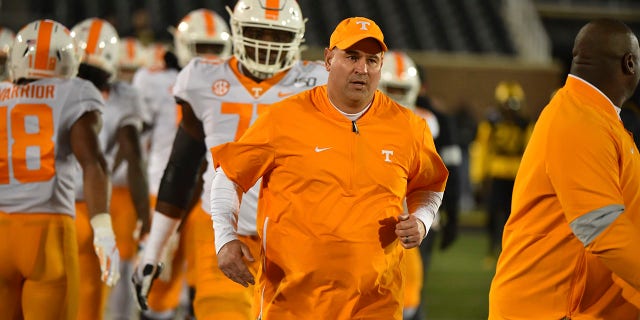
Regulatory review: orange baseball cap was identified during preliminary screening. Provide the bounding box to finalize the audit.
[329,17,388,52]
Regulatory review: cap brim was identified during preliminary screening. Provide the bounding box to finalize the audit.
[333,35,388,52]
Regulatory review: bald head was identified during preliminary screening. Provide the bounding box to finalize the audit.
[571,19,640,106]
[572,19,637,65]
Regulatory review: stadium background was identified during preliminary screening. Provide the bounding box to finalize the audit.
[2,0,640,121]
[2,0,640,318]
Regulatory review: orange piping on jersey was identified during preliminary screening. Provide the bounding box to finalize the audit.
[228,57,287,98]
[85,19,104,54]
[202,10,216,37]
[34,20,53,71]
[154,45,165,63]
[175,104,183,127]
[28,70,56,78]
[0,106,7,183]
[126,39,135,61]
[265,0,280,20]
[394,53,405,79]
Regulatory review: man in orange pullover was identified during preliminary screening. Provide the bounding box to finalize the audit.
[209,17,448,320]
[489,19,640,319]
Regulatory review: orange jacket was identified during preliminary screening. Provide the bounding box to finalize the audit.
[211,85,447,319]
[489,75,640,319]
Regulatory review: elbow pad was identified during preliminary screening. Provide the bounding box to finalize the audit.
[157,126,206,209]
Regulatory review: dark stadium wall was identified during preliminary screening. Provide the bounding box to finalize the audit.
[303,48,563,123]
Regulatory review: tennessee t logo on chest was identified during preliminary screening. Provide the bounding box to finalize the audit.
[382,150,394,162]
[251,87,263,98]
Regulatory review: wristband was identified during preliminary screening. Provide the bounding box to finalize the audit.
[90,213,115,238]
[143,212,180,264]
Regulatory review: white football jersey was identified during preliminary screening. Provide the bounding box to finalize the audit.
[75,81,144,199]
[0,78,104,216]
[102,81,145,187]
[132,67,180,195]
[173,57,328,235]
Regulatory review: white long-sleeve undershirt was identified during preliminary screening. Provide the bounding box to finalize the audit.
[210,167,242,253]
[210,167,444,251]
[407,190,443,238]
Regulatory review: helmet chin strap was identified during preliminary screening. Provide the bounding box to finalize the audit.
[247,68,274,81]
[237,59,274,82]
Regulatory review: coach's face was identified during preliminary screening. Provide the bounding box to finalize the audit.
[324,38,384,112]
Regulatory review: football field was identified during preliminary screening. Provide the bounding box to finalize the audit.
[422,228,495,320]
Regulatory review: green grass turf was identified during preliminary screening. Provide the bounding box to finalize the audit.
[422,229,496,320]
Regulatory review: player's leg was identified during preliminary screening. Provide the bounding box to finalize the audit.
[0,212,25,320]
[144,226,187,319]
[22,214,80,320]
[75,202,109,320]
[144,197,199,319]
[402,247,423,320]
[181,206,198,318]
[107,186,140,319]
[193,206,260,320]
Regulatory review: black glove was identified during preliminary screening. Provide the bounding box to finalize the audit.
[132,262,164,311]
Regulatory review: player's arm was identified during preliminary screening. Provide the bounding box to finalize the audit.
[179,160,207,231]
[155,98,206,220]
[116,124,151,236]
[133,98,206,310]
[70,110,120,287]
[210,166,255,287]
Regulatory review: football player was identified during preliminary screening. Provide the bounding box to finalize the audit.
[117,37,148,83]
[71,17,149,320]
[133,1,328,319]
[379,50,437,320]
[0,27,14,81]
[132,8,232,320]
[0,19,118,319]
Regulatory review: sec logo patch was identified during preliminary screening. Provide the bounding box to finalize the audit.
[212,79,230,96]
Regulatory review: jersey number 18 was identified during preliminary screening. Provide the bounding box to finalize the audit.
[0,104,55,184]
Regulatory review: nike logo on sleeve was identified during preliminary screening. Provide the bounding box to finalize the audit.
[278,91,294,98]
[315,146,332,152]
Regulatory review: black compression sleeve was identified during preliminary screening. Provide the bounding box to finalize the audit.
[156,126,207,210]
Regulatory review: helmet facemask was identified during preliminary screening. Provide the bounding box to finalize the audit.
[118,37,147,82]
[192,42,228,60]
[380,83,416,110]
[228,0,305,80]
[378,51,420,109]
[495,81,525,113]
[173,9,232,67]
[71,18,120,83]
[0,54,8,79]
[0,27,14,80]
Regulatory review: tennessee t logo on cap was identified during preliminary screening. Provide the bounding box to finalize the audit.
[356,21,370,30]
[329,17,388,52]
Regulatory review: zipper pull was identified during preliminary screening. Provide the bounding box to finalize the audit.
[352,120,359,134]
